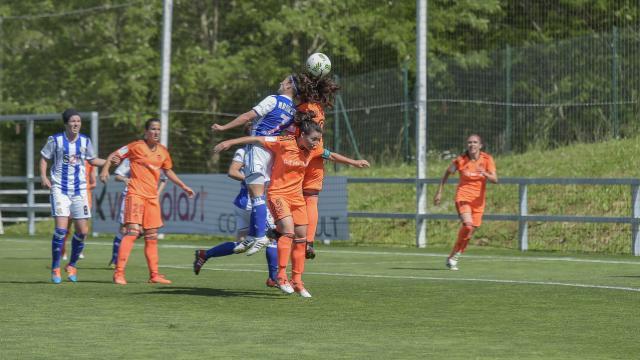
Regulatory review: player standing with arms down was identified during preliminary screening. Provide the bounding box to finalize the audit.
[40,109,110,283]
[433,134,498,271]
[100,118,194,285]
[214,112,369,297]
[211,75,299,255]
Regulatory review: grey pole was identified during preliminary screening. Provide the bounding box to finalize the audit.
[415,0,428,248]
[90,112,99,155]
[159,0,173,147]
[26,118,35,235]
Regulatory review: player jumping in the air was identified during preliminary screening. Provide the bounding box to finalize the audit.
[211,75,299,256]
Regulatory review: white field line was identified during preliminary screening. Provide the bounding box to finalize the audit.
[163,265,640,293]
[3,237,640,266]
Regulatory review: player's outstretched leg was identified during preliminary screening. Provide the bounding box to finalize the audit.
[193,242,236,275]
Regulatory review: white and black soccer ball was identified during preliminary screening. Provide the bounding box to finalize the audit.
[306,52,332,78]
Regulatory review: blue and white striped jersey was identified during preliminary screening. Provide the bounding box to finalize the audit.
[251,95,296,136]
[40,132,96,195]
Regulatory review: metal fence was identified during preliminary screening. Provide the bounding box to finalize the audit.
[348,177,640,256]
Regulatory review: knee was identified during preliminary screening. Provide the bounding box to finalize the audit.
[144,230,158,242]
[126,228,141,238]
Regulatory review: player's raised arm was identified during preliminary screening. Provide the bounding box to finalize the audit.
[325,151,370,168]
[99,150,124,183]
[211,110,257,132]
[213,136,265,153]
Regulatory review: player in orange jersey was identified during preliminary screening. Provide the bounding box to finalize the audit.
[292,72,340,259]
[433,134,498,271]
[100,118,194,285]
[214,112,369,297]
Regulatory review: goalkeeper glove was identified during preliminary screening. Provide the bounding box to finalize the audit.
[305,241,316,259]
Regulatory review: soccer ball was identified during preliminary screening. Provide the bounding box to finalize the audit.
[306,53,331,78]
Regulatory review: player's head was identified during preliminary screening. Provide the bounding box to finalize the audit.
[297,72,340,108]
[278,74,299,97]
[296,111,322,150]
[144,118,161,144]
[61,108,82,135]
[465,134,483,156]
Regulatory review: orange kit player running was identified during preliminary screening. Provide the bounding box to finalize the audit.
[214,113,369,297]
[292,72,340,259]
[100,118,194,285]
[433,134,498,271]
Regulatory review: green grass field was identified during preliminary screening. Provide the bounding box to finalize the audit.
[1,235,639,359]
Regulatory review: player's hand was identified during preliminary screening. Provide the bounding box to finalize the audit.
[183,186,195,198]
[433,192,442,206]
[213,141,232,153]
[99,171,109,184]
[305,242,316,260]
[211,123,226,132]
[353,160,370,168]
[41,177,52,189]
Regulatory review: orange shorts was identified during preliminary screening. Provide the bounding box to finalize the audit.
[124,193,163,229]
[455,200,485,227]
[302,155,325,192]
[268,195,308,225]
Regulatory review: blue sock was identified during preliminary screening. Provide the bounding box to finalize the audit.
[68,233,86,267]
[249,196,267,238]
[51,228,67,270]
[111,233,122,263]
[205,241,236,259]
[265,240,278,281]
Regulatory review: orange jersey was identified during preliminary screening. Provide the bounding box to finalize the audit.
[453,152,496,204]
[261,136,324,197]
[117,140,173,199]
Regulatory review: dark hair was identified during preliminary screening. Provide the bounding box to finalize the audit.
[145,118,161,130]
[61,108,80,124]
[296,72,340,109]
[296,111,322,135]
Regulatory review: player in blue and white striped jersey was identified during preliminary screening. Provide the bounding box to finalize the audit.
[39,109,110,284]
[211,75,298,256]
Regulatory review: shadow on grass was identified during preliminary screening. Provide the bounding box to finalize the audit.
[390,267,449,271]
[141,286,285,299]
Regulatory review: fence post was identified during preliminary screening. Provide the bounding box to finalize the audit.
[611,26,619,139]
[26,118,35,236]
[333,75,341,172]
[518,183,528,251]
[632,184,640,256]
[403,60,410,162]
[505,44,512,153]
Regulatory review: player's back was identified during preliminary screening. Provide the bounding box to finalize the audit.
[252,95,296,136]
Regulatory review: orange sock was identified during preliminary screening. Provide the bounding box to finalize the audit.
[277,235,292,281]
[450,224,473,257]
[144,239,159,275]
[291,239,306,284]
[115,233,138,274]
[304,195,319,243]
